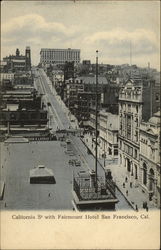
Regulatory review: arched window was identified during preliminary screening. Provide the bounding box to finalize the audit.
[149,168,155,191]
[143,163,147,185]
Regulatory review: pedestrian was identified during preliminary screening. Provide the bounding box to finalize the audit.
[143,201,147,209]
[126,190,128,196]
[135,205,138,212]
[48,193,51,197]
[130,182,132,188]
[146,206,149,212]
[4,202,7,207]
[125,177,128,182]
[123,182,125,188]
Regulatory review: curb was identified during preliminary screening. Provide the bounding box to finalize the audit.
[115,184,136,210]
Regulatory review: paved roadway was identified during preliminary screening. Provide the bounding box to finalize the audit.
[33,68,105,175]
[33,68,72,131]
[32,68,132,211]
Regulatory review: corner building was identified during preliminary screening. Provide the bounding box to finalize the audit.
[140,111,160,208]
[118,79,160,207]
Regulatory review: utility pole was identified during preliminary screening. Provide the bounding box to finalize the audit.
[130,41,132,66]
[95,50,98,191]
[104,142,106,169]
[130,41,132,79]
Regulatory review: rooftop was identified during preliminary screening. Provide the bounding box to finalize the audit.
[0,141,82,210]
[76,76,108,85]
[40,48,80,52]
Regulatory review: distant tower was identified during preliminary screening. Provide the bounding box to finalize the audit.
[25,46,31,70]
[16,48,20,57]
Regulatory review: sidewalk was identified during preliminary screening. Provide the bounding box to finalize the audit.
[81,133,156,211]
[105,164,155,211]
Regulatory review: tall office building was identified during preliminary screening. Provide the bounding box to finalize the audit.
[40,48,80,65]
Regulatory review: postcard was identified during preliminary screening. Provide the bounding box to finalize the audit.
[0,0,160,249]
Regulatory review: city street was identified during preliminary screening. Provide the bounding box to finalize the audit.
[0,68,134,211]
[32,68,133,210]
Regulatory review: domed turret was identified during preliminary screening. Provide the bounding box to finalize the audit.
[149,110,160,125]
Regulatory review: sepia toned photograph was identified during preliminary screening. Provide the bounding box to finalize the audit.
[0,0,160,249]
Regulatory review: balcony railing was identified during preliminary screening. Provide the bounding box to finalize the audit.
[73,176,116,201]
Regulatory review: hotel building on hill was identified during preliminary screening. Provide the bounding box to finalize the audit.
[40,48,80,65]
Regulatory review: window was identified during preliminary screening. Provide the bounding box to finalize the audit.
[143,163,147,186]
[20,112,28,121]
[127,158,131,172]
[136,131,138,142]
[127,115,131,139]
[134,149,137,159]
[128,104,131,112]
[135,165,138,179]
[30,113,36,120]
[149,168,155,192]
[40,112,47,120]
[114,149,118,155]
[120,154,122,164]
[156,94,159,102]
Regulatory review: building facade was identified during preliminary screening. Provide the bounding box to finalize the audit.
[99,111,119,158]
[0,73,15,81]
[89,109,118,159]
[101,83,120,114]
[40,48,80,65]
[2,47,31,72]
[64,77,102,126]
[118,79,160,208]
[118,80,142,186]
[140,111,160,208]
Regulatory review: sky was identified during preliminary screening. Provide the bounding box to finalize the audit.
[1,1,160,70]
